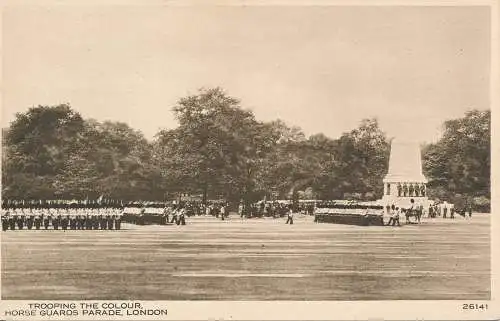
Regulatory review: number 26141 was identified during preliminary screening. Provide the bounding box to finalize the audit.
[462,304,488,310]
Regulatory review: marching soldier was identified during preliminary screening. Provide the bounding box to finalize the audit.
[9,209,17,230]
[72,210,78,230]
[111,210,117,228]
[179,207,186,225]
[394,207,402,226]
[238,202,244,218]
[115,210,122,230]
[286,208,294,225]
[73,208,79,229]
[34,209,42,230]
[53,211,61,230]
[86,210,93,230]
[107,213,114,230]
[78,211,86,230]
[44,209,51,230]
[17,209,25,230]
[96,211,102,230]
[70,211,77,230]
[220,204,225,221]
[73,209,80,230]
[170,206,178,224]
[26,209,34,230]
[61,214,69,231]
[100,212,107,230]
[93,210,100,230]
[2,209,10,231]
[162,206,170,225]
[88,208,93,227]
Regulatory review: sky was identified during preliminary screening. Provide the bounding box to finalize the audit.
[1,5,491,143]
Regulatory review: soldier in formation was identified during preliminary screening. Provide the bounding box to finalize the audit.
[1,200,124,231]
[3,199,199,229]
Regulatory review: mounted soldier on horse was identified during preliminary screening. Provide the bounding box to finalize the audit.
[403,199,422,224]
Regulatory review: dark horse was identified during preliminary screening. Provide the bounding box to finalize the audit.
[403,208,422,224]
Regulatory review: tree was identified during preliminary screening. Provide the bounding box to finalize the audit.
[9,96,478,207]
[2,104,84,198]
[2,105,163,201]
[57,120,163,200]
[253,118,389,201]
[423,109,490,209]
[254,120,308,199]
[154,87,270,203]
[333,118,390,200]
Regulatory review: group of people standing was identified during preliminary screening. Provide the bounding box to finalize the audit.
[205,203,229,220]
[1,207,123,231]
[383,199,474,227]
[162,205,187,225]
[428,201,472,219]
[386,204,401,226]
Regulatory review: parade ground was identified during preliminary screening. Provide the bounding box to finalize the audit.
[1,214,490,300]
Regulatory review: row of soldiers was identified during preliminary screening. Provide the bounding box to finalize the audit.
[1,207,123,231]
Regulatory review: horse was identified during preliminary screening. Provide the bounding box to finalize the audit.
[403,208,422,224]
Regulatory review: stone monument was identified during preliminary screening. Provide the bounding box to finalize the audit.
[381,138,428,209]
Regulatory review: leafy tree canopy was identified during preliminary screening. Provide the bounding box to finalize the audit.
[2,90,490,210]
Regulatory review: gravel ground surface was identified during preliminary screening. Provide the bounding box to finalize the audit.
[1,214,490,300]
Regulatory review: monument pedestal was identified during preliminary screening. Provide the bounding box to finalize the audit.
[380,139,428,211]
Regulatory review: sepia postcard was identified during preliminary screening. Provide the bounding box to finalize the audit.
[0,0,498,320]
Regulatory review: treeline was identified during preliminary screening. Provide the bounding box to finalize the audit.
[423,109,490,211]
[1,88,490,209]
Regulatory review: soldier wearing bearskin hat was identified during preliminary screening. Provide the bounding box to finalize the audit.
[17,208,25,230]
[34,208,42,230]
[53,209,61,230]
[115,209,122,230]
[61,212,69,231]
[2,208,10,231]
[43,209,52,230]
[107,212,114,230]
[93,209,100,230]
[99,211,107,230]
[26,208,34,230]
[85,209,93,230]
[9,208,17,230]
